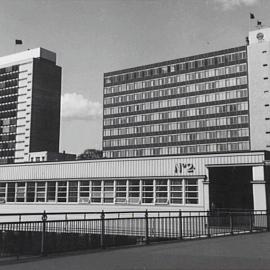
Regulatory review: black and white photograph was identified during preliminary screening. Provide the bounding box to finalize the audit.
[0,0,270,269]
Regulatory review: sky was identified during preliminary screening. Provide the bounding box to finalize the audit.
[0,0,269,155]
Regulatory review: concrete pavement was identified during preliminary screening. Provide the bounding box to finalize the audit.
[0,232,270,270]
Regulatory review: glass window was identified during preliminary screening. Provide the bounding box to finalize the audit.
[115,180,127,203]
[7,182,15,202]
[91,180,102,203]
[26,182,35,202]
[16,182,26,202]
[155,179,168,204]
[170,179,183,204]
[68,181,78,202]
[36,182,46,202]
[47,182,56,202]
[142,180,153,203]
[103,180,114,203]
[128,180,140,203]
[79,180,90,203]
[57,182,67,202]
[0,183,6,201]
[185,179,198,204]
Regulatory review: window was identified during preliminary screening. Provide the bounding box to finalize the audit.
[185,179,198,204]
[115,180,127,203]
[7,182,15,202]
[79,181,90,203]
[91,181,102,203]
[128,180,140,203]
[57,182,67,202]
[47,182,56,202]
[170,179,183,204]
[26,182,35,202]
[155,179,168,204]
[142,180,153,203]
[68,181,78,202]
[104,180,114,203]
[0,183,6,201]
[36,182,46,202]
[16,182,25,202]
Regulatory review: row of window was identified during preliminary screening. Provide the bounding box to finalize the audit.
[0,135,15,141]
[0,150,15,157]
[104,50,247,85]
[104,64,247,96]
[103,128,249,148]
[104,141,250,158]
[0,66,19,75]
[0,88,18,97]
[0,142,15,150]
[0,110,17,119]
[104,115,249,138]
[0,179,199,205]
[1,118,16,126]
[105,77,248,107]
[104,102,248,128]
[0,72,18,82]
[104,88,248,117]
[1,126,16,134]
[0,158,14,164]
[0,80,18,89]
[0,103,17,112]
[0,95,18,104]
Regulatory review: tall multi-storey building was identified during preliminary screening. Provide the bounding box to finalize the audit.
[0,48,61,164]
[103,27,270,159]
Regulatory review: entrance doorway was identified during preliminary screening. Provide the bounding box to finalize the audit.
[209,166,253,210]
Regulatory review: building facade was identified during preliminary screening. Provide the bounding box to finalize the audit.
[0,28,270,213]
[103,27,270,159]
[0,151,268,213]
[0,48,62,164]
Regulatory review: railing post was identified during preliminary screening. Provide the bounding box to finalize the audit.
[249,211,253,233]
[267,210,270,232]
[207,211,211,238]
[179,210,182,240]
[100,210,105,249]
[145,210,149,245]
[41,210,47,256]
[229,213,233,235]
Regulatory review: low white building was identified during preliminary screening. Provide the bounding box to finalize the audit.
[0,151,268,214]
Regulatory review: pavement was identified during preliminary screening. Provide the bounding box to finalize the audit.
[1,232,270,270]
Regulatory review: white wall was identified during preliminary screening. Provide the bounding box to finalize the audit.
[248,28,270,150]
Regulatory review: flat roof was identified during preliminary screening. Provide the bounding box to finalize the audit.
[0,47,56,67]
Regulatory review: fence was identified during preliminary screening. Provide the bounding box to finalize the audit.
[0,210,268,257]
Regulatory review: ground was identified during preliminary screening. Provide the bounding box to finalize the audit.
[1,232,270,270]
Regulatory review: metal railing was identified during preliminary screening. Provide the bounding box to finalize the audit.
[0,210,268,257]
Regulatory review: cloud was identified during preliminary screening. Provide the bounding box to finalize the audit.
[61,93,102,120]
[215,0,259,10]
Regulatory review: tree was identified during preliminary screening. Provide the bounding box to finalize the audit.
[77,149,103,160]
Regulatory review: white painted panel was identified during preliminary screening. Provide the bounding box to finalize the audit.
[253,166,264,181]
[252,183,267,211]
[0,152,265,181]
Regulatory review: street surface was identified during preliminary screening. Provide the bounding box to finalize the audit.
[0,232,270,270]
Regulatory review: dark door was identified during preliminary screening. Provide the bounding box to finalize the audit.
[209,166,253,210]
